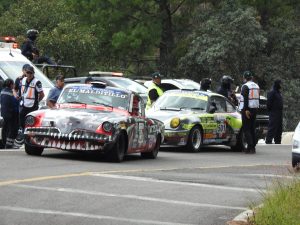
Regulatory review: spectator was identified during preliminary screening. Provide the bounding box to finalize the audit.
[47,75,65,108]
[217,75,238,105]
[238,71,260,154]
[13,64,31,99]
[146,72,164,110]
[265,79,283,144]
[18,65,45,130]
[200,78,212,91]
[0,79,19,149]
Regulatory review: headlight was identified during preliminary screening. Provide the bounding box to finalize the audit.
[25,115,35,126]
[102,122,113,133]
[170,118,180,128]
[293,140,300,149]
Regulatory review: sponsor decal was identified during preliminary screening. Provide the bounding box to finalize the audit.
[67,87,128,98]
[167,93,208,101]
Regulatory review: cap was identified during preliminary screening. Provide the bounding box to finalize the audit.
[56,75,64,81]
[25,65,34,73]
[151,72,163,79]
[243,71,252,79]
[22,64,31,70]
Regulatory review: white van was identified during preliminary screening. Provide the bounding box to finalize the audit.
[0,37,54,147]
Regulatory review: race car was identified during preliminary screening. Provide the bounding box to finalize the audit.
[24,82,164,162]
[146,90,245,152]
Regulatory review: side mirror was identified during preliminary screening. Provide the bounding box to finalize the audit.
[209,102,217,114]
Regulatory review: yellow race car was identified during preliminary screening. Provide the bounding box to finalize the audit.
[146,90,245,152]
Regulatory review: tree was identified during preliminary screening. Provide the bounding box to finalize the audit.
[178,1,267,85]
[0,0,97,73]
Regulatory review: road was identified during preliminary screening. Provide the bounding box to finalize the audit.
[0,144,295,225]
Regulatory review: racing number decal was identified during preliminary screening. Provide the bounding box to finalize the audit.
[217,122,226,134]
[215,115,227,138]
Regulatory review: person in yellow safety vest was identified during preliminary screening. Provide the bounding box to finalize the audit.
[146,72,164,110]
[238,71,260,154]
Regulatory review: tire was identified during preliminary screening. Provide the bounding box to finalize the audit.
[292,156,299,168]
[186,126,202,152]
[141,135,161,159]
[0,140,5,149]
[25,144,44,156]
[109,133,126,162]
[231,129,247,152]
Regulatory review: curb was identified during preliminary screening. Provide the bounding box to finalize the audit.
[227,209,254,225]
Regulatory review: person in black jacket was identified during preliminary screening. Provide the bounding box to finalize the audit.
[21,29,39,61]
[265,79,283,144]
[217,75,238,105]
[0,79,19,149]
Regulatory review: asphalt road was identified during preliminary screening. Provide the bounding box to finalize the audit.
[0,144,296,225]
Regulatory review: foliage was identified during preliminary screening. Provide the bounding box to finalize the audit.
[253,179,300,225]
[0,0,299,130]
[0,0,96,74]
[178,1,267,85]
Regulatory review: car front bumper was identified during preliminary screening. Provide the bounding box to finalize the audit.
[163,129,189,146]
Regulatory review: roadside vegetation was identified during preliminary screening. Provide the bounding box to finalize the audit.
[251,171,300,225]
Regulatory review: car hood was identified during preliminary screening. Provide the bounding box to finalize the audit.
[29,108,127,134]
[147,109,202,125]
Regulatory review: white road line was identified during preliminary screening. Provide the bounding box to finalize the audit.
[14,184,247,210]
[245,174,298,179]
[91,173,262,193]
[0,205,193,225]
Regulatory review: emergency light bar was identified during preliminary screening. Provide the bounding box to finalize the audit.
[0,36,18,49]
[89,71,124,77]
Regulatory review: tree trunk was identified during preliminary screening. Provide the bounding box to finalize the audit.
[157,0,175,77]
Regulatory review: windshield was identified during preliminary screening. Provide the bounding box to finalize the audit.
[0,61,53,88]
[58,86,130,110]
[105,77,147,94]
[155,92,208,110]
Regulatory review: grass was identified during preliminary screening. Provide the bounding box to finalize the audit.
[251,173,300,225]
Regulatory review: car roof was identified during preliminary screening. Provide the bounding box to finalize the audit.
[164,89,224,98]
[144,78,200,89]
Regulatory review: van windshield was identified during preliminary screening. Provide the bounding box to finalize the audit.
[0,61,53,88]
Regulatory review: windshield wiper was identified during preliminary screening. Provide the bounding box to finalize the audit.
[92,101,113,108]
[160,107,182,111]
[190,107,205,110]
[65,101,86,105]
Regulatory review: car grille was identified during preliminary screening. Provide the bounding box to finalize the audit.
[25,127,110,142]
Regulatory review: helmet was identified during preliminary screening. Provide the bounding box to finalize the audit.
[200,78,212,91]
[221,75,234,84]
[26,29,39,40]
[243,71,252,79]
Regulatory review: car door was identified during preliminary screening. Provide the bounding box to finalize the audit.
[210,96,228,141]
[129,95,148,152]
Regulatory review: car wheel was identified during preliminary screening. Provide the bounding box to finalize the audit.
[25,144,44,156]
[109,132,126,162]
[0,140,5,149]
[186,126,202,152]
[141,135,161,159]
[231,129,247,152]
[292,156,299,168]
